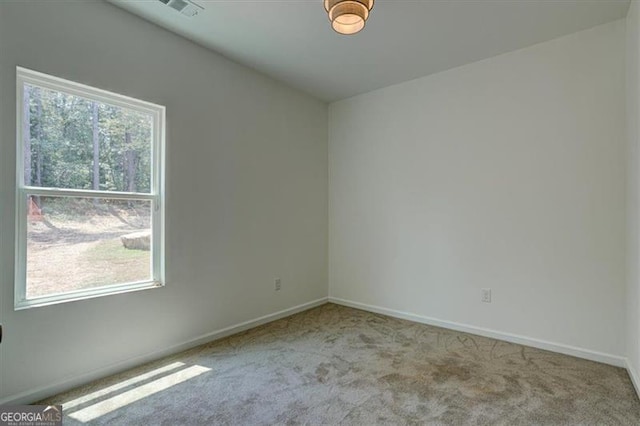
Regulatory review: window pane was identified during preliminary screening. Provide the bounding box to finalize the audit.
[26,196,152,299]
[22,83,153,193]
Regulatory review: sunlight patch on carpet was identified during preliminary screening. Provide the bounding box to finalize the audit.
[62,362,186,411]
[67,364,211,422]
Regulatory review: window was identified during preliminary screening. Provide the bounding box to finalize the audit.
[15,67,165,309]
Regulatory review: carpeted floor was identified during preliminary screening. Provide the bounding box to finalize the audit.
[41,303,640,425]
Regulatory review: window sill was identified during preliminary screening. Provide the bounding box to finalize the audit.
[14,280,164,311]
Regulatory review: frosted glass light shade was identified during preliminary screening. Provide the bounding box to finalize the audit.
[324,0,374,35]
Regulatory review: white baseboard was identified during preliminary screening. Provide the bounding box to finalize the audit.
[0,297,328,405]
[5,296,634,405]
[328,297,626,368]
[626,359,640,399]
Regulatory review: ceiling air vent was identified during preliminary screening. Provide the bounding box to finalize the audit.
[158,0,203,17]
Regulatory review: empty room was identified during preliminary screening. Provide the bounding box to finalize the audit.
[1,0,640,424]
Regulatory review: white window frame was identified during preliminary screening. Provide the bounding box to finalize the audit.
[15,67,166,310]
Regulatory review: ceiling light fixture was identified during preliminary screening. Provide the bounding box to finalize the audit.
[324,0,374,35]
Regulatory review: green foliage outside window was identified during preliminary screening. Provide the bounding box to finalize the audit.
[23,84,152,194]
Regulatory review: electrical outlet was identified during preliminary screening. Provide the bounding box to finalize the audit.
[481,288,491,303]
[275,278,281,291]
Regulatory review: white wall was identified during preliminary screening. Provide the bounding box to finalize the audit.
[329,21,626,361]
[0,1,327,402]
[627,0,640,391]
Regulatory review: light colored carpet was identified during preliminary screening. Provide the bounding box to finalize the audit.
[41,303,640,424]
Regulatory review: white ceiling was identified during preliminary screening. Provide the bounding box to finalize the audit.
[110,0,630,102]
